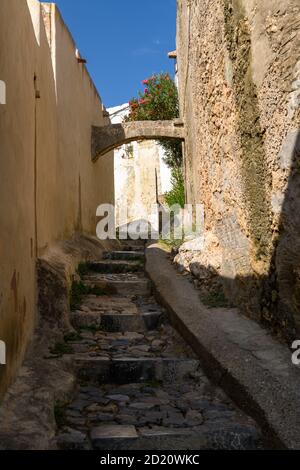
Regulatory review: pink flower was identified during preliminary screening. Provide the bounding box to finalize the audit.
[139,98,147,104]
[144,88,149,94]
[142,79,148,85]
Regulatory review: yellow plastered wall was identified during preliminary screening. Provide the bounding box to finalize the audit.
[0,0,114,397]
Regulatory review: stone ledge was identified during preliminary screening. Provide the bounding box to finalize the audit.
[145,243,300,449]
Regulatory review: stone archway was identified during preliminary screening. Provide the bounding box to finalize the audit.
[91,119,185,161]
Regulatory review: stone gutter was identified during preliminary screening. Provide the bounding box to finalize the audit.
[145,242,300,449]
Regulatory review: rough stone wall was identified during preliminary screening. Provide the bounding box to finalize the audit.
[0,0,114,398]
[176,0,300,341]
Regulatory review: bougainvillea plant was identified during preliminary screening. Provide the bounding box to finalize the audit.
[126,73,179,122]
[126,73,185,207]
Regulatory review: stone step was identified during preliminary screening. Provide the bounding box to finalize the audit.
[88,260,143,274]
[120,238,146,247]
[70,309,163,333]
[103,251,145,262]
[100,311,163,333]
[83,273,152,297]
[57,378,262,450]
[120,240,146,252]
[75,356,200,384]
[55,234,263,451]
[90,424,260,451]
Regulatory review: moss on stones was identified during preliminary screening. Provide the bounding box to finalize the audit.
[224,0,271,259]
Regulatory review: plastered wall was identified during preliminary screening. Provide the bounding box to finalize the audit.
[0,0,114,397]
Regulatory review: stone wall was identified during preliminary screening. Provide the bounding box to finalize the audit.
[176,0,300,341]
[0,0,114,397]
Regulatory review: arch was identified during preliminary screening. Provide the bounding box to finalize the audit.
[91,119,185,161]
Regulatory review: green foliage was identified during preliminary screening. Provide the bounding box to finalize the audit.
[159,139,183,170]
[200,290,230,309]
[159,238,183,250]
[126,73,183,171]
[64,332,82,342]
[70,280,89,311]
[165,168,185,209]
[77,262,90,278]
[224,1,271,258]
[54,401,67,428]
[126,73,179,122]
[50,341,73,357]
[88,286,107,296]
[141,380,162,390]
[70,280,108,311]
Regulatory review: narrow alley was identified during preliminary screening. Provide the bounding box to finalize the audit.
[55,241,262,450]
[1,0,300,459]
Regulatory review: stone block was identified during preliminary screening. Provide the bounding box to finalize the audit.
[90,425,138,450]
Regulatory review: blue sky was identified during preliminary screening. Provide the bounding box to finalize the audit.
[50,0,177,107]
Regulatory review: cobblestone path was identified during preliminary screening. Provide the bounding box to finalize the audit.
[56,242,262,450]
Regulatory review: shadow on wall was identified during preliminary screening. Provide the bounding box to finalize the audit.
[175,131,300,345]
[264,130,300,340]
[0,0,114,398]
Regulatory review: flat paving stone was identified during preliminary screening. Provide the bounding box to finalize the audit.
[57,428,91,450]
[88,260,143,274]
[129,402,156,411]
[103,251,145,261]
[90,425,138,450]
[107,395,130,403]
[100,311,162,333]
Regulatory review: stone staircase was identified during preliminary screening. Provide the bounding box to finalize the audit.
[55,243,262,450]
